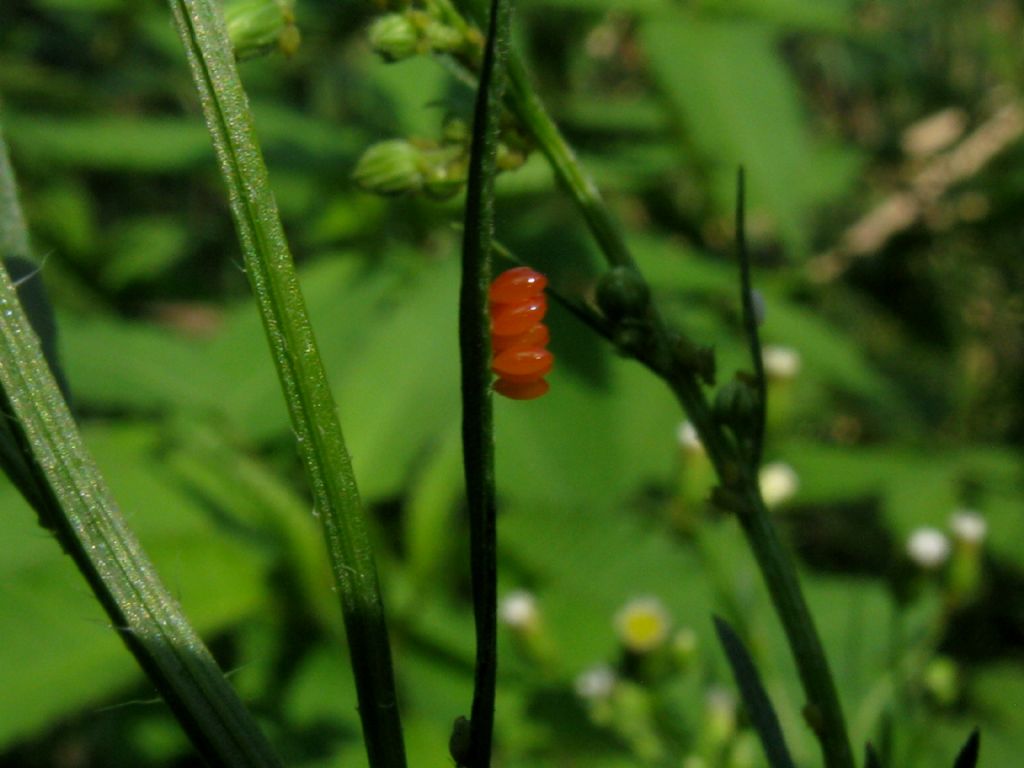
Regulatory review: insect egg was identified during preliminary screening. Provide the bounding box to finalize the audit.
[488,266,547,303]
[489,267,553,400]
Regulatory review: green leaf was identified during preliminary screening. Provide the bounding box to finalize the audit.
[864,743,883,768]
[3,114,212,172]
[642,14,818,254]
[952,729,980,768]
[713,615,797,768]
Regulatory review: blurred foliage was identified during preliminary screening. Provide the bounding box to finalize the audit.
[1,0,1023,765]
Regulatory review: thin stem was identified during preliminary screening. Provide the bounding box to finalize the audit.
[167,1,405,765]
[668,375,855,768]
[500,46,855,768]
[734,168,766,467]
[505,52,635,270]
[458,0,512,761]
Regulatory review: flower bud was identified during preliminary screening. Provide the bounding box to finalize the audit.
[352,139,424,195]
[758,462,799,508]
[906,527,951,570]
[670,627,699,671]
[419,16,465,53]
[499,590,540,633]
[923,656,959,706]
[596,266,650,322]
[448,716,471,765]
[224,0,299,60]
[368,14,420,61]
[575,664,617,702]
[950,509,987,546]
[713,377,759,432]
[676,420,704,455]
[762,344,801,381]
[369,11,466,62]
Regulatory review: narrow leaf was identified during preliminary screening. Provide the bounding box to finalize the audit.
[713,615,797,768]
[952,728,980,768]
[0,129,282,767]
[166,0,405,765]
[864,743,883,768]
[457,0,513,762]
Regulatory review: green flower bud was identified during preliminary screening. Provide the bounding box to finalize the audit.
[671,333,716,385]
[496,143,527,171]
[368,13,420,61]
[442,117,470,145]
[923,656,959,706]
[420,16,464,53]
[352,140,424,195]
[596,266,650,321]
[223,0,299,60]
[421,144,468,199]
[448,716,472,765]
[369,11,466,62]
[713,376,759,431]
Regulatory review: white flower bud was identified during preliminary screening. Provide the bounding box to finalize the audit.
[762,345,801,381]
[676,420,704,454]
[950,509,987,545]
[499,590,539,632]
[907,527,951,569]
[574,664,616,701]
[759,462,799,507]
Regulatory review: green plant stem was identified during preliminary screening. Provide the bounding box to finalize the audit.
[457,0,511,761]
[167,1,405,765]
[498,42,855,768]
[0,131,283,768]
[505,52,635,271]
[734,168,766,466]
[667,375,854,768]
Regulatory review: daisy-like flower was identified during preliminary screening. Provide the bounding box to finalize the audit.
[615,596,671,653]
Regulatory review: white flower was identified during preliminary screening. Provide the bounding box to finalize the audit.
[950,509,987,545]
[574,664,616,701]
[759,462,799,507]
[614,596,670,653]
[907,527,951,569]
[762,345,801,381]
[499,590,539,631]
[676,420,704,454]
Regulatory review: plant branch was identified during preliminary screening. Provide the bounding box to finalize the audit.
[497,46,856,768]
[457,0,512,761]
[167,1,405,765]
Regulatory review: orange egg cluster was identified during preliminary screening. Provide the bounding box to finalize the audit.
[489,267,553,400]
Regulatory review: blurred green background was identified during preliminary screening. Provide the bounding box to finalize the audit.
[1,0,1023,765]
